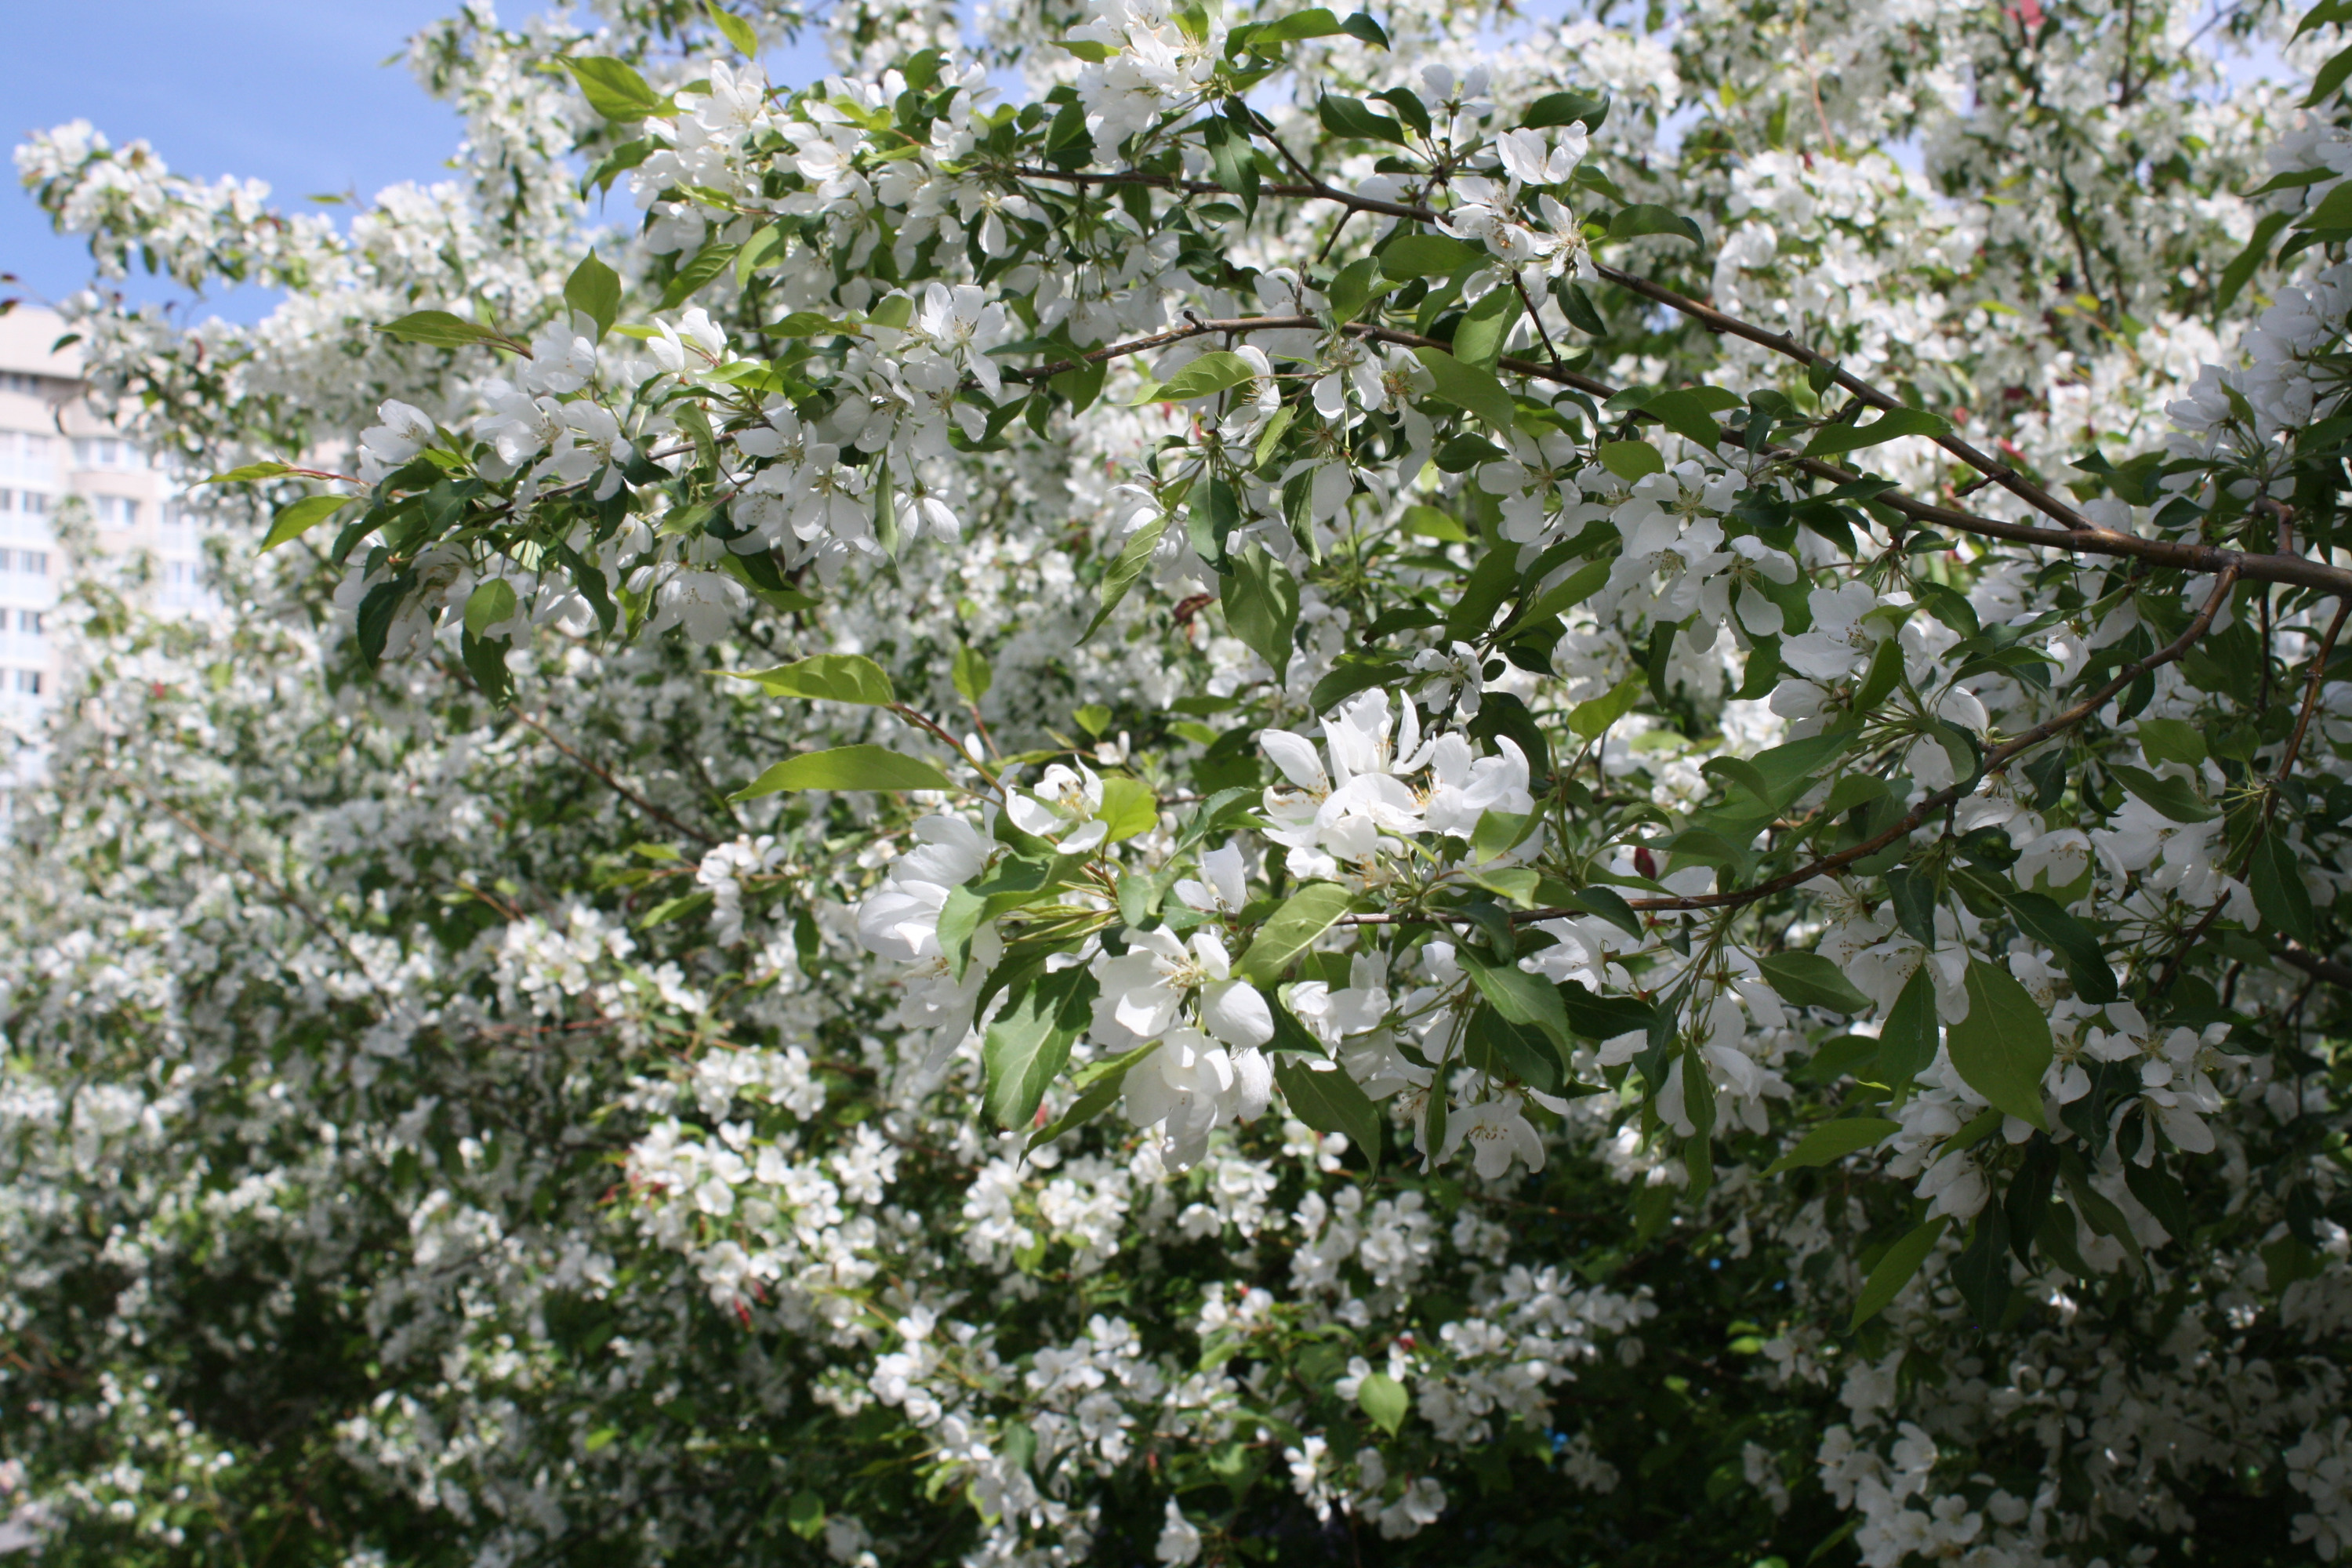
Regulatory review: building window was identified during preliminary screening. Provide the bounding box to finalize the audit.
[18,611,42,635]
[19,492,49,516]
[12,670,39,696]
[0,550,49,575]
[93,495,140,528]
[0,373,46,397]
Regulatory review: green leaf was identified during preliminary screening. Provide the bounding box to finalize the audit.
[983,967,1094,1129]
[1766,1116,1899,1175]
[1595,438,1664,481]
[1413,347,1516,432]
[1460,946,1570,1056]
[703,0,760,54]
[2136,717,2207,768]
[1524,89,1609,129]
[1450,285,1520,371]
[1850,1215,1951,1329]
[1319,94,1405,143]
[377,310,516,350]
[661,241,738,309]
[1029,1041,1161,1149]
[2107,762,2216,823]
[1056,36,1116,60]
[953,645,993,706]
[1803,406,1952,460]
[201,460,295,487]
[2248,827,2318,946]
[1606,205,1704,246]
[1096,775,1159,843]
[1083,516,1167,640]
[1755,951,1871,1015]
[1308,655,1406,716]
[2002,890,2118,1004]
[2218,210,2292,312]
[1221,544,1300,674]
[1338,10,1390,47]
[786,1491,826,1541]
[1560,885,1641,938]
[1356,1371,1409,1435]
[1273,1051,1382,1169]
[731,745,951,798]
[1567,674,1645,739]
[564,56,673,122]
[261,494,355,551]
[2307,38,2352,105]
[1248,5,1344,42]
[1153,350,1258,401]
[1238,883,1356,982]
[1876,964,1938,1091]
[463,577,517,637]
[1947,960,2052,1130]
[564,249,622,339]
[720,654,895,706]
[1635,388,1723,448]
[1380,234,1481,278]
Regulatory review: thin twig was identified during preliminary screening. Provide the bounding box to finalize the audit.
[507,707,722,845]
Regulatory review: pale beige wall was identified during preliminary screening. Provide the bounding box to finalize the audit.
[0,306,196,725]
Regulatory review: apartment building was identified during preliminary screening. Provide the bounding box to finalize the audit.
[0,305,194,728]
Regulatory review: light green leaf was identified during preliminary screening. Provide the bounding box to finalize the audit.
[1851,1216,1951,1329]
[1238,883,1356,982]
[1095,776,1159,844]
[563,56,673,121]
[953,645,993,706]
[1248,6,1344,42]
[1766,1116,1898,1175]
[564,249,622,339]
[1319,93,1405,143]
[1947,960,2053,1130]
[720,654,895,706]
[1451,285,1520,371]
[463,578,517,637]
[1568,674,1645,739]
[201,460,296,487]
[1803,406,1953,460]
[1379,234,1481,278]
[703,0,760,54]
[261,494,355,551]
[1413,347,1517,431]
[1029,1042,1161,1149]
[1153,350,1258,402]
[1635,388,1724,448]
[2136,717,2207,768]
[1595,438,1664,481]
[1083,516,1167,641]
[377,310,517,351]
[731,745,950,798]
[1755,950,1871,1015]
[660,241,739,309]
[1356,1370,1410,1435]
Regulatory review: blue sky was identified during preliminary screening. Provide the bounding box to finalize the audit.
[3,2,829,325]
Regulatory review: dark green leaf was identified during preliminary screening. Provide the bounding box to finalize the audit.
[1851,1215,1950,1328]
[1755,950,1871,1015]
[1947,960,2052,1130]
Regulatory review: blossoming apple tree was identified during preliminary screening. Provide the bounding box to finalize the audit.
[8,0,2352,1560]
